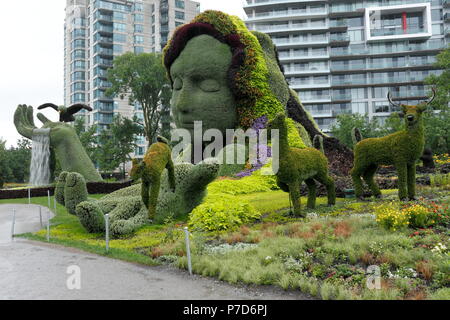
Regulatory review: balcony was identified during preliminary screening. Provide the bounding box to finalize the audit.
[445,12,450,22]
[247,6,328,21]
[285,67,330,76]
[331,93,352,101]
[308,109,333,118]
[332,78,367,86]
[254,22,328,33]
[329,19,348,31]
[95,13,113,23]
[329,34,350,46]
[272,37,329,47]
[370,26,426,38]
[329,4,364,16]
[444,0,450,8]
[331,63,366,72]
[96,25,113,34]
[279,53,329,61]
[446,28,450,37]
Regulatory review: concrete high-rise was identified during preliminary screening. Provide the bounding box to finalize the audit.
[244,0,449,132]
[64,0,199,156]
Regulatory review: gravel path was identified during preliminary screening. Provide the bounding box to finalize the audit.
[0,204,313,300]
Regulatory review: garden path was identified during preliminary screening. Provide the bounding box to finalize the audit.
[0,204,312,300]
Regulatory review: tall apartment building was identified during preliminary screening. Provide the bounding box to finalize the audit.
[244,0,450,132]
[64,0,199,156]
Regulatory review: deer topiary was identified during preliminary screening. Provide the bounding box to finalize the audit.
[130,136,176,220]
[268,113,336,217]
[351,89,436,201]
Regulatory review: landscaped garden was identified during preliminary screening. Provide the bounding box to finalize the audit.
[1,10,449,301]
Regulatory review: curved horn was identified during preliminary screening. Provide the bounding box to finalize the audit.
[38,103,59,111]
[387,91,401,108]
[426,87,436,105]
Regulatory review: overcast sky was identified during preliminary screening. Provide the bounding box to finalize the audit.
[0,0,247,147]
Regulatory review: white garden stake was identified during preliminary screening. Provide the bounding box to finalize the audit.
[46,209,50,242]
[39,206,43,227]
[105,214,110,253]
[184,227,192,276]
[28,188,31,204]
[47,190,51,209]
[11,209,16,240]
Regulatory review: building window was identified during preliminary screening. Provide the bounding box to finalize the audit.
[134,13,144,23]
[71,82,85,92]
[113,33,127,43]
[134,35,144,44]
[71,93,86,103]
[134,46,144,54]
[175,21,184,27]
[113,23,126,32]
[134,24,144,33]
[71,71,85,81]
[72,39,86,50]
[175,11,185,20]
[134,2,143,12]
[113,44,123,54]
[175,0,185,9]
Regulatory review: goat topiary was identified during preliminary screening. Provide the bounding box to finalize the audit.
[268,113,335,217]
[351,89,435,201]
[64,172,88,215]
[130,136,175,220]
[55,171,68,205]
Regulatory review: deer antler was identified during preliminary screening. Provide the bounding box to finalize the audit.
[387,91,401,108]
[425,88,436,105]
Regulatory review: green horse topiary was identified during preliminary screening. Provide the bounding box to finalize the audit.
[130,136,176,220]
[64,172,88,215]
[351,89,436,201]
[268,113,336,217]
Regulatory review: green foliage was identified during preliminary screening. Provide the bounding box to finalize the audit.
[0,138,31,184]
[430,173,450,187]
[106,52,171,143]
[96,114,143,178]
[64,172,88,215]
[74,117,98,164]
[55,171,68,205]
[189,195,261,232]
[331,113,383,149]
[208,173,279,196]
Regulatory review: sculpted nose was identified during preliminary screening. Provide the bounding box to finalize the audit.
[174,89,192,115]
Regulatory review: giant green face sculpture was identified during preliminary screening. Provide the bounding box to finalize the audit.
[170,35,237,138]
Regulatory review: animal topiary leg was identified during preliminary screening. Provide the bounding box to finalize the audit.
[305,179,317,209]
[141,180,150,209]
[407,163,416,200]
[316,172,336,206]
[148,175,161,220]
[395,163,408,201]
[351,165,366,199]
[363,164,381,198]
[289,181,304,217]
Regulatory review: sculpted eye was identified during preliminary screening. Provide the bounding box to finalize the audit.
[199,79,220,92]
[173,78,183,91]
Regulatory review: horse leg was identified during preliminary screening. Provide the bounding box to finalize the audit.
[141,179,150,209]
[305,179,317,209]
[363,164,381,199]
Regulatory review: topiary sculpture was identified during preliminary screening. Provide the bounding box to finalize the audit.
[75,162,219,236]
[55,171,68,205]
[64,172,88,215]
[268,113,336,217]
[14,105,102,182]
[38,103,93,123]
[130,136,176,220]
[351,89,436,201]
[163,10,353,175]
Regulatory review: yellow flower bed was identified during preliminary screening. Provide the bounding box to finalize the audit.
[375,202,435,231]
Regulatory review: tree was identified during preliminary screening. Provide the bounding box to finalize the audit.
[96,115,143,180]
[6,138,31,183]
[106,52,172,145]
[330,114,381,148]
[74,117,98,163]
[0,139,11,188]
[424,46,450,154]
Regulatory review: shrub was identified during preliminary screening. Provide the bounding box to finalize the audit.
[430,173,450,187]
[189,195,261,232]
[64,172,88,215]
[55,171,68,205]
[76,201,105,233]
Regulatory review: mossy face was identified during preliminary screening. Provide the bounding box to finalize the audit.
[170,35,237,138]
